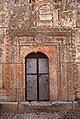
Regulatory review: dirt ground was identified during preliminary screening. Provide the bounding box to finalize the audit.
[0,112,80,119]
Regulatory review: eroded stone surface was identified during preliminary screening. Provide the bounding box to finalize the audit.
[0,0,80,103]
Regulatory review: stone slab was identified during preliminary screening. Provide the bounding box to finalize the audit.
[0,102,18,113]
[0,101,80,113]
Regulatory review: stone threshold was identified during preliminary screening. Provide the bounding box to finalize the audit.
[0,101,80,113]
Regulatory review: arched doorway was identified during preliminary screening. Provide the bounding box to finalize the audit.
[25,52,49,101]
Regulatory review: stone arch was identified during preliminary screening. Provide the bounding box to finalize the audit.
[35,1,54,11]
[32,0,58,26]
[25,51,49,59]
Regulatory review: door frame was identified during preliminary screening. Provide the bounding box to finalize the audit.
[20,45,59,101]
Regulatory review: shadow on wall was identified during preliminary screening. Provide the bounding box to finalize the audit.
[0,104,2,111]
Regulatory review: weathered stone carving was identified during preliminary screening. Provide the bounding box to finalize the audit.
[60,10,76,27]
[0,0,80,102]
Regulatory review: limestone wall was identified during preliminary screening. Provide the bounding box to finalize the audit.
[0,0,80,102]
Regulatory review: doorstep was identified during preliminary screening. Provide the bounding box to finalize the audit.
[0,101,80,113]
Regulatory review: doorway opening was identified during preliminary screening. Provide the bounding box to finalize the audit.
[25,52,50,101]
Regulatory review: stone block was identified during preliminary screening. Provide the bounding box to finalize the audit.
[72,101,80,111]
[18,101,73,113]
[0,102,18,113]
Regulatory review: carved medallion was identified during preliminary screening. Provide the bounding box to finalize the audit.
[35,33,46,45]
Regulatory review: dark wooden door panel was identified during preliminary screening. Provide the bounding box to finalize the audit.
[27,59,37,74]
[39,58,49,73]
[39,74,49,100]
[25,52,49,101]
[27,75,37,101]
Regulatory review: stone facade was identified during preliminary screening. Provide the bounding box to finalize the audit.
[0,0,80,102]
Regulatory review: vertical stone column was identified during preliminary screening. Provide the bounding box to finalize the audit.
[75,29,80,89]
[60,33,76,101]
[0,47,3,88]
[0,0,3,89]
